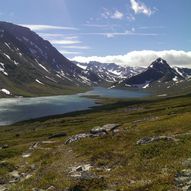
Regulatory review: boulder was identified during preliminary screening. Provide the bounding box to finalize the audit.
[48,132,67,139]
[137,136,178,145]
[69,164,94,180]
[65,133,91,144]
[175,169,191,190]
[29,142,39,150]
[90,124,120,134]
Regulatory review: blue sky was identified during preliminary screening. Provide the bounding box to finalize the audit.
[0,0,191,66]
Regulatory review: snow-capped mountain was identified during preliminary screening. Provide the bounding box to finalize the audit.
[119,58,186,88]
[0,21,101,97]
[73,61,145,82]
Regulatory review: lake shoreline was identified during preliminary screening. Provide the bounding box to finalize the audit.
[0,87,150,126]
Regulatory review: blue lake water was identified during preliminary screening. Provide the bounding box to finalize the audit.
[0,87,148,126]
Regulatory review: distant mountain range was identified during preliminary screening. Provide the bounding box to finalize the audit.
[73,61,145,82]
[0,21,191,97]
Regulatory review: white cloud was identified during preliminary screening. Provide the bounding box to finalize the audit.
[84,24,110,28]
[38,33,78,40]
[79,30,158,38]
[101,9,124,20]
[38,33,64,38]
[72,50,191,68]
[20,24,78,31]
[59,50,81,55]
[130,0,153,16]
[60,45,91,50]
[111,10,124,20]
[49,39,81,45]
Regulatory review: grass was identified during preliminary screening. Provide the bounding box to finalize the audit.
[1,93,191,190]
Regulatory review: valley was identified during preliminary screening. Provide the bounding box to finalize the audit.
[1,92,191,190]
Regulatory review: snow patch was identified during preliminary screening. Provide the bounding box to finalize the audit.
[173,76,178,82]
[35,79,44,85]
[14,60,19,66]
[4,42,11,50]
[157,94,167,97]
[36,60,49,73]
[174,67,184,78]
[142,83,150,89]
[0,89,11,95]
[108,85,115,89]
[45,76,57,83]
[0,63,8,76]
[3,53,11,60]
[77,63,87,70]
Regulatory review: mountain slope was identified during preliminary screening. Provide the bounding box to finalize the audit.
[120,58,185,88]
[0,21,99,97]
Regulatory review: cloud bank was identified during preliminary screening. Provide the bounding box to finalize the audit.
[72,50,191,68]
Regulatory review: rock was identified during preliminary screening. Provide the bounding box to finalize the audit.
[90,124,120,134]
[71,164,92,173]
[29,142,39,150]
[46,186,56,191]
[22,152,32,158]
[175,169,191,190]
[65,124,120,144]
[48,132,67,139]
[9,170,20,179]
[65,133,91,144]
[80,171,97,180]
[90,132,107,137]
[69,164,92,179]
[0,185,8,191]
[9,170,20,183]
[137,136,178,145]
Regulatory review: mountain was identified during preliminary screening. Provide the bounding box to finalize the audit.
[73,61,145,82]
[0,21,100,97]
[119,58,186,88]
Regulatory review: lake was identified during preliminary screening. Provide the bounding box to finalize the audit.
[0,87,148,126]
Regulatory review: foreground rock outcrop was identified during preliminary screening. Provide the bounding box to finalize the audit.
[65,124,120,144]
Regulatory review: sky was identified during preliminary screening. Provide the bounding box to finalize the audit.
[0,0,191,67]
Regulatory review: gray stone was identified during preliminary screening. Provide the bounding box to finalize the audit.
[90,124,120,134]
[175,169,191,190]
[137,136,178,145]
[29,142,40,150]
[47,186,56,191]
[65,133,91,144]
[65,124,120,144]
